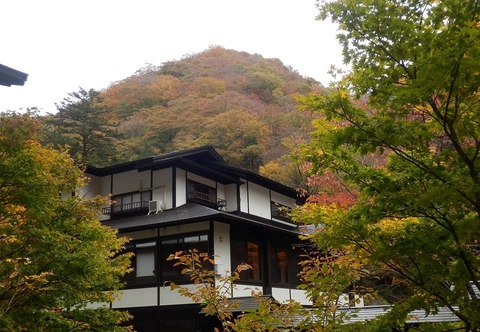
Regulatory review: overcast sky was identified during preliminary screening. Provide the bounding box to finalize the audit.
[1,0,343,114]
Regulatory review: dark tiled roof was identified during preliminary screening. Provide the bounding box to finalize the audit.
[87,145,226,176]
[204,300,461,324]
[102,203,300,235]
[102,203,220,230]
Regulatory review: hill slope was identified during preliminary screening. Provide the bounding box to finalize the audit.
[44,46,323,184]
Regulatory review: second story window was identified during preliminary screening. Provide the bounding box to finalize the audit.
[271,201,292,222]
[102,191,152,216]
[187,180,226,208]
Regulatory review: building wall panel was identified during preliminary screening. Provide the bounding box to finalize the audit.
[122,229,158,241]
[187,172,216,188]
[271,287,292,303]
[81,174,100,199]
[224,183,238,212]
[152,168,172,209]
[248,182,270,219]
[112,170,150,195]
[112,287,158,308]
[176,168,187,207]
[232,284,256,298]
[159,285,197,305]
[290,289,311,305]
[213,222,230,277]
[239,181,248,213]
[271,191,295,208]
[100,175,111,196]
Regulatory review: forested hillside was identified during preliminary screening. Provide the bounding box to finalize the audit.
[42,46,324,188]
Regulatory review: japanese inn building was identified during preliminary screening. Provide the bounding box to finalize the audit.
[82,146,308,331]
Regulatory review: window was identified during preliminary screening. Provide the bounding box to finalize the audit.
[187,180,216,198]
[187,180,226,208]
[270,246,289,284]
[271,201,292,222]
[123,233,211,286]
[231,239,262,282]
[113,191,151,208]
[160,233,209,283]
[104,191,152,216]
[124,241,157,286]
[288,246,303,287]
[268,243,303,287]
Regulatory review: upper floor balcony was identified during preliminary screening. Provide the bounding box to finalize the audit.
[187,191,227,209]
[101,187,227,218]
[101,200,150,216]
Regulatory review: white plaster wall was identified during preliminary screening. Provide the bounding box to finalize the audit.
[270,191,295,208]
[98,175,112,221]
[122,229,158,241]
[232,284,260,297]
[100,175,111,196]
[290,289,311,306]
[176,168,187,207]
[224,183,238,212]
[355,296,364,307]
[217,183,225,200]
[86,301,109,309]
[239,181,248,213]
[159,221,209,237]
[272,287,292,303]
[248,182,270,219]
[111,170,146,195]
[187,172,216,188]
[76,174,110,221]
[213,222,231,276]
[159,285,197,305]
[112,287,157,308]
[152,168,173,209]
[82,174,101,199]
[271,288,312,305]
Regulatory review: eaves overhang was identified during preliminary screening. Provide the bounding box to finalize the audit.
[102,203,300,235]
[0,64,28,87]
[85,145,229,177]
[205,161,305,202]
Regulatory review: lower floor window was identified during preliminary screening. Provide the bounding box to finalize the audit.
[123,233,209,286]
[160,234,209,282]
[231,239,262,282]
[270,247,289,284]
[124,241,157,285]
[136,243,156,277]
[269,244,302,287]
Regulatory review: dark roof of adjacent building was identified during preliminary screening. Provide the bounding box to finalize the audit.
[0,64,28,87]
[338,305,460,323]
[200,298,461,325]
[103,203,300,235]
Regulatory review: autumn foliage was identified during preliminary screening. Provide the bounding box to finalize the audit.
[0,113,132,331]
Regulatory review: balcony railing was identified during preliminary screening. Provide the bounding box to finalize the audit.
[102,200,150,216]
[187,191,227,209]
